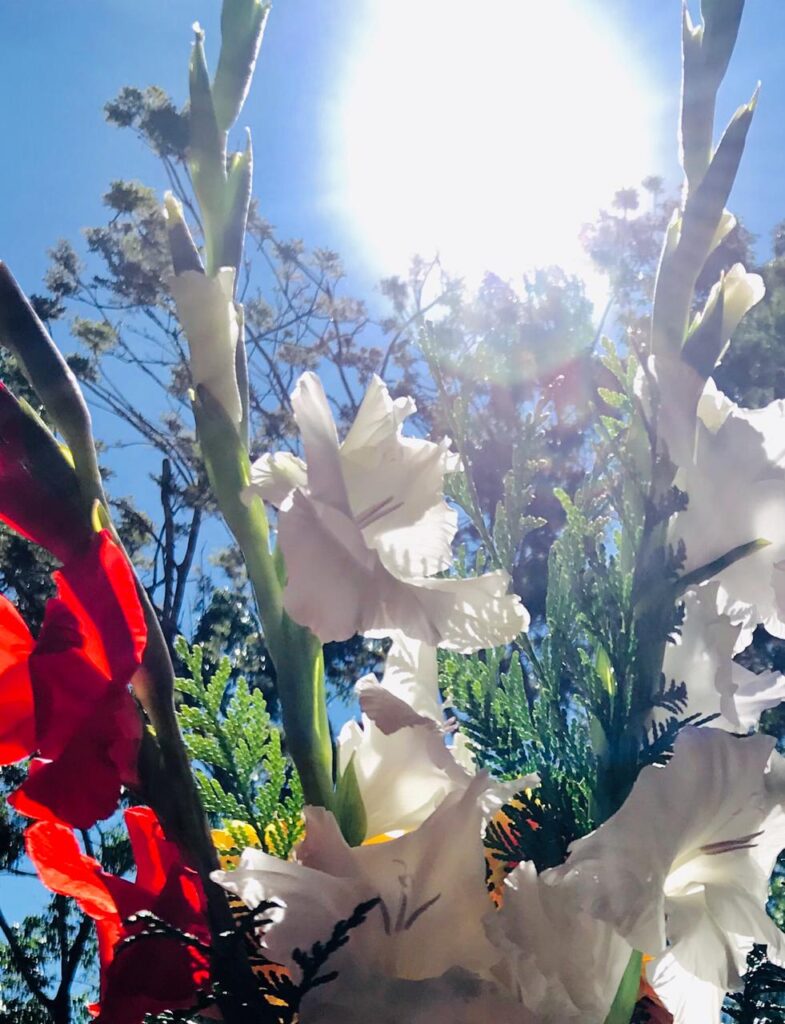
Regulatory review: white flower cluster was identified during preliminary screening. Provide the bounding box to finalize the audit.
[212,369,785,1023]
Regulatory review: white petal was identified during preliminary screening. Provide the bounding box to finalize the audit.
[296,774,503,981]
[279,492,528,649]
[345,680,533,836]
[278,492,377,642]
[169,268,241,424]
[338,376,458,559]
[734,664,785,730]
[696,378,735,433]
[242,451,308,508]
[374,499,458,578]
[355,676,438,734]
[486,861,633,1022]
[365,571,529,652]
[337,711,469,837]
[340,375,416,457]
[378,632,442,722]
[211,846,363,956]
[670,394,785,639]
[721,264,765,338]
[650,952,726,1024]
[291,372,351,513]
[556,729,778,956]
[660,583,743,730]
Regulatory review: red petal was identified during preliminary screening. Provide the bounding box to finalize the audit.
[25,820,119,921]
[56,532,147,683]
[124,807,179,896]
[0,592,34,668]
[27,812,212,1024]
[124,807,209,934]
[154,868,211,941]
[0,595,35,763]
[11,685,141,830]
[10,753,120,830]
[93,939,210,1024]
[31,597,109,758]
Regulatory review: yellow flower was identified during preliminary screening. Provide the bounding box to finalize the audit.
[211,817,303,868]
[211,821,261,870]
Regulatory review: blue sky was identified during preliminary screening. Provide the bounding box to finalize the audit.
[2,0,785,942]
[1,1,784,302]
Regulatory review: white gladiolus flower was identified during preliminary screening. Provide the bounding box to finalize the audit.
[669,382,785,641]
[486,861,634,1022]
[341,674,535,840]
[245,372,529,649]
[554,729,785,1022]
[213,775,510,991]
[655,264,764,468]
[169,268,242,424]
[662,583,785,730]
[337,698,467,839]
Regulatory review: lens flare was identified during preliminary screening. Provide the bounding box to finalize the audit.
[331,0,659,303]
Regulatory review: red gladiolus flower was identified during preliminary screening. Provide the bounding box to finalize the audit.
[0,382,93,562]
[26,807,212,1024]
[0,530,147,828]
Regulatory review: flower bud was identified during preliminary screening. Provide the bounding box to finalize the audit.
[683,263,764,377]
[213,0,269,132]
[170,268,242,425]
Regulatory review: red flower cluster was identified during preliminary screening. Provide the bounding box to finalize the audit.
[0,380,148,827]
[26,807,212,1024]
[0,530,147,827]
[0,382,209,1021]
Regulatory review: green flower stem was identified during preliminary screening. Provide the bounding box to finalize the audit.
[176,4,336,814]
[193,386,334,810]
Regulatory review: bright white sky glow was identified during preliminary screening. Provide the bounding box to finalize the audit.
[332,0,660,308]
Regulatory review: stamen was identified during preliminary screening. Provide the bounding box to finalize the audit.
[404,893,442,930]
[700,831,763,855]
[355,495,405,530]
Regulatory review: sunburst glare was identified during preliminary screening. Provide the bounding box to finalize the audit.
[331,0,660,305]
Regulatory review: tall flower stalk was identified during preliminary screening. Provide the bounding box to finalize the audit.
[163,1,336,815]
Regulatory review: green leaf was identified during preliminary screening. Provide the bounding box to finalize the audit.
[333,754,367,847]
[682,277,726,375]
[595,645,616,698]
[598,387,627,410]
[603,950,643,1024]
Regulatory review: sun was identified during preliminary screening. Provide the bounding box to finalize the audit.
[330,0,659,304]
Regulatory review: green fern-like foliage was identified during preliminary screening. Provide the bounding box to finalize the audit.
[445,336,707,869]
[173,637,304,858]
